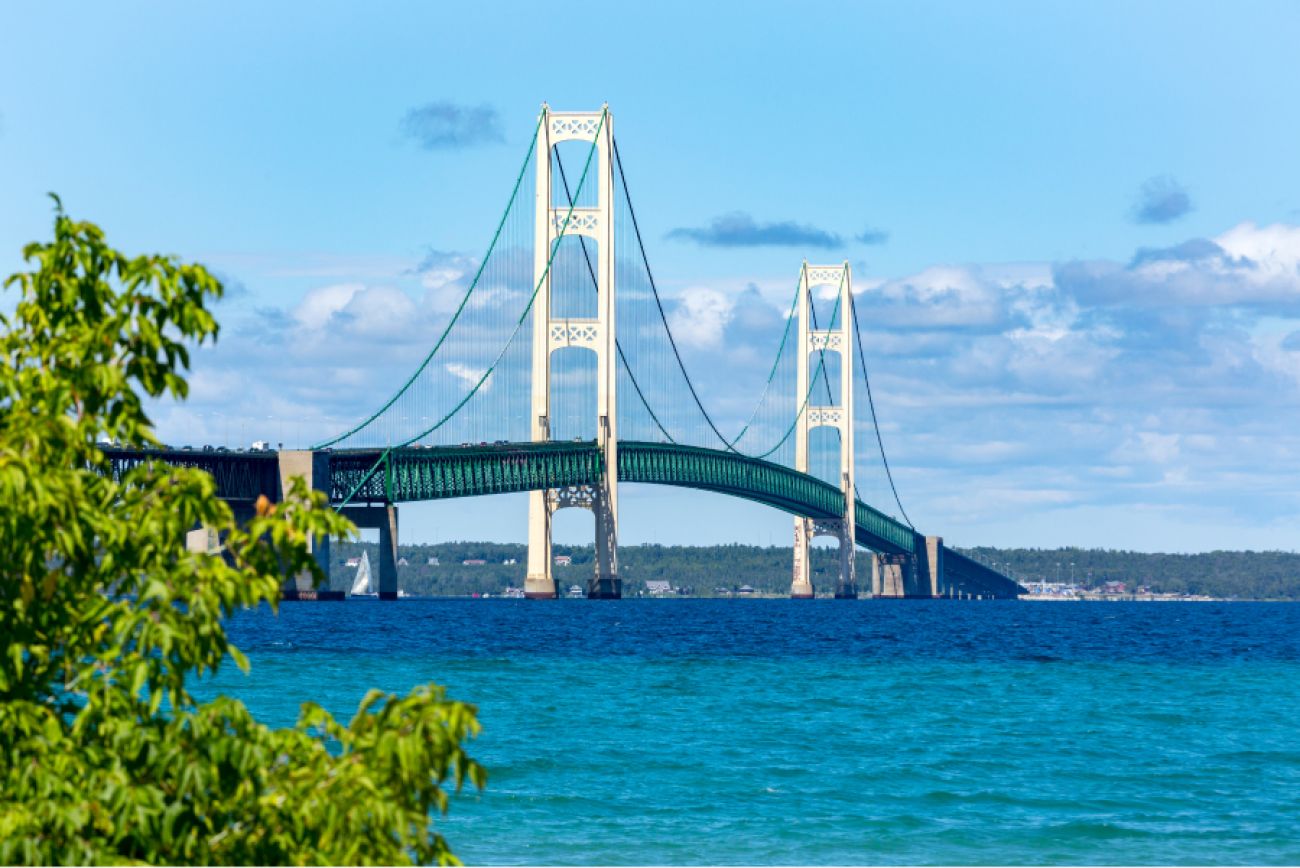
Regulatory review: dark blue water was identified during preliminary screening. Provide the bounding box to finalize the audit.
[205,601,1300,864]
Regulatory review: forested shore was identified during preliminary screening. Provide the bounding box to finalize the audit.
[329,541,1300,600]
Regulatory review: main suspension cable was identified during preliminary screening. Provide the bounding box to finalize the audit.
[335,109,608,508]
[553,151,677,444]
[613,137,814,455]
[314,112,546,450]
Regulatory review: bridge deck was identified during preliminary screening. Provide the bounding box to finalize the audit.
[102,441,1023,597]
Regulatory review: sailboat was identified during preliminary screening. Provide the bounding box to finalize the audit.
[349,551,378,599]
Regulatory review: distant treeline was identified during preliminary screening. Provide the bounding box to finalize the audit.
[960,546,1300,600]
[328,542,1300,599]
[330,541,844,597]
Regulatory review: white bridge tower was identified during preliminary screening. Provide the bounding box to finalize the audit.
[524,105,621,600]
[791,262,858,599]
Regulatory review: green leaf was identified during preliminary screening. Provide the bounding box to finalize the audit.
[0,203,483,865]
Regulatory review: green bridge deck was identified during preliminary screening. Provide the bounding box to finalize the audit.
[330,440,917,556]
[103,440,1022,597]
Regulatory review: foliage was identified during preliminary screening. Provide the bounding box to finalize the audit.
[0,201,484,865]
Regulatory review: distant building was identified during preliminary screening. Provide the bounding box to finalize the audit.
[736,584,756,595]
[345,557,360,568]
[463,559,486,566]
[645,580,673,595]
[554,555,572,567]
[427,556,440,566]
[503,558,518,565]
[397,557,409,567]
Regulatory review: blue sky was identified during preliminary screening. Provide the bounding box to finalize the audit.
[3,1,1299,553]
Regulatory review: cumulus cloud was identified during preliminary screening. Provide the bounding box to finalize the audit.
[416,248,480,314]
[284,283,428,342]
[1057,222,1300,310]
[149,219,1300,551]
[337,286,423,339]
[667,212,842,248]
[292,283,362,329]
[1132,175,1193,224]
[400,101,503,149]
[856,264,1051,331]
[415,246,536,314]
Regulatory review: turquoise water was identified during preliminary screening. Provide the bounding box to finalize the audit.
[205,601,1300,865]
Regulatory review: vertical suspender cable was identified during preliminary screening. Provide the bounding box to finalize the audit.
[848,289,914,529]
[612,137,806,457]
[334,110,608,509]
[554,152,677,444]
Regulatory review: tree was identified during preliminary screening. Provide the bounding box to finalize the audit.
[0,200,485,865]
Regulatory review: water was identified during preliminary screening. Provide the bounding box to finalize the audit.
[204,601,1300,865]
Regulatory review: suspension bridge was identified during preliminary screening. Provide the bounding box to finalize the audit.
[107,104,1024,601]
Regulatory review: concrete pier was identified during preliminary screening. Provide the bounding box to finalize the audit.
[920,535,944,598]
[277,450,338,600]
[185,525,219,554]
[871,553,910,598]
[340,504,400,600]
[587,576,622,599]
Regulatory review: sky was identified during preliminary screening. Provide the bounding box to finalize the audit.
[2,1,1299,553]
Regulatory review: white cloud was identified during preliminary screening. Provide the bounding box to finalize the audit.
[420,256,475,314]
[337,286,421,339]
[292,283,361,329]
[445,362,490,391]
[1059,222,1300,310]
[145,222,1300,551]
[1214,222,1300,285]
[667,287,735,349]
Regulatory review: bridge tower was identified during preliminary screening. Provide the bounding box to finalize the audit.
[524,105,621,600]
[791,262,858,599]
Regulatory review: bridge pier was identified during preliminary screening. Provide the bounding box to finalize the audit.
[340,505,400,599]
[277,450,336,600]
[791,518,816,599]
[871,553,910,598]
[589,483,621,599]
[834,526,859,599]
[919,535,944,598]
[186,525,220,554]
[524,489,556,599]
[793,517,858,599]
[587,575,621,599]
[869,536,947,598]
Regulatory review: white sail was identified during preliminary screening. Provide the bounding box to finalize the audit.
[349,551,374,597]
